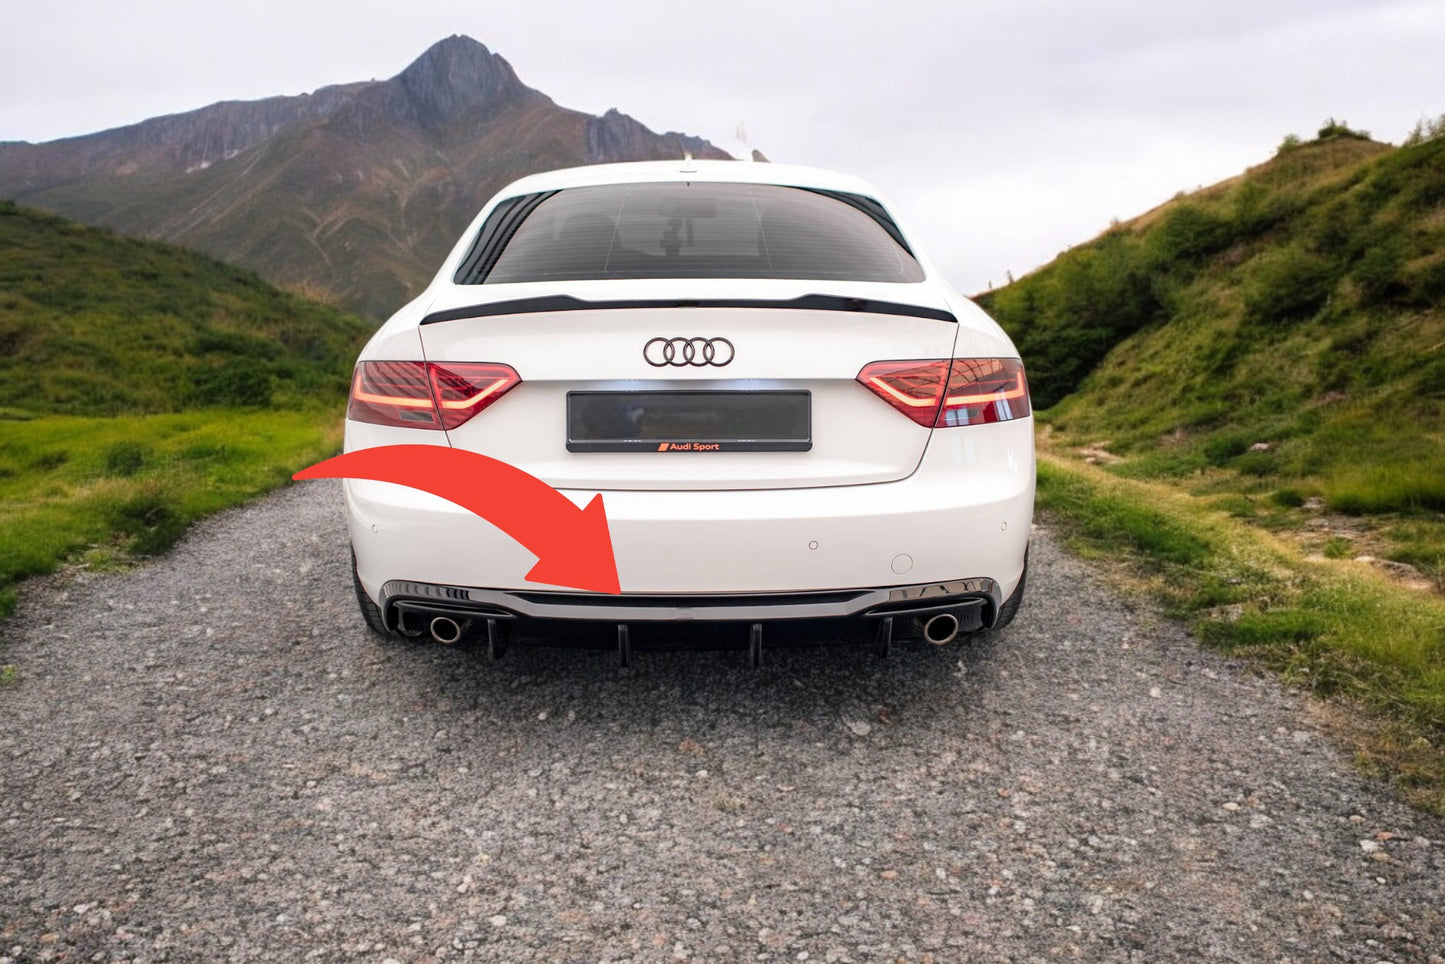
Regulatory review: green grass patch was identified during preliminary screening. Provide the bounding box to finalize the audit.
[0,409,343,603]
[1327,461,1445,514]
[1037,452,1445,813]
[1037,460,1215,570]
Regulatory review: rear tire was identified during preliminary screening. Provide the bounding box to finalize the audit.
[989,551,1028,632]
[351,549,390,638]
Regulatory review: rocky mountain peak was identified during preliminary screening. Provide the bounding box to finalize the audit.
[392,34,533,128]
[0,37,733,319]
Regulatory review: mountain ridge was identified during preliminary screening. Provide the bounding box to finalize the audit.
[0,36,733,319]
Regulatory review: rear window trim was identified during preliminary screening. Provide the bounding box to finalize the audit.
[800,188,916,257]
[420,294,957,326]
[453,191,558,285]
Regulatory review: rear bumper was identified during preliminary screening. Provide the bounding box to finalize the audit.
[382,575,998,625]
[347,418,1034,602]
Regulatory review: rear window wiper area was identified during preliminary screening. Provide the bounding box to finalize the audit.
[450,182,925,285]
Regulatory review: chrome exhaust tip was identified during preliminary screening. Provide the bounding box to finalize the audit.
[918,612,961,646]
[429,616,465,645]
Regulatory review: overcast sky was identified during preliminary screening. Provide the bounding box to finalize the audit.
[3,0,1442,294]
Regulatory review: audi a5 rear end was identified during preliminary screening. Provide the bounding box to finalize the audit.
[342,160,1034,659]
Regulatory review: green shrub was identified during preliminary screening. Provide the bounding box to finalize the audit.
[1150,203,1235,265]
[1232,179,1294,238]
[1244,246,1339,325]
[1396,143,1445,209]
[1317,118,1371,141]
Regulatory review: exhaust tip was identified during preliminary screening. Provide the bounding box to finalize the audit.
[920,612,961,646]
[430,616,464,645]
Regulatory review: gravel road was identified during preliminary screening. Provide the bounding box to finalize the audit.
[1,480,1442,962]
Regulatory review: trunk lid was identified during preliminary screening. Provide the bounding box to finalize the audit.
[418,301,958,491]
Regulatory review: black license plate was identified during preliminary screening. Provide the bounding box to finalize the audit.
[567,391,811,452]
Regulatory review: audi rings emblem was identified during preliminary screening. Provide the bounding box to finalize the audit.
[643,336,735,368]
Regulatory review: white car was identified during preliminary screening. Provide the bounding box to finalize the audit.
[343,160,1034,663]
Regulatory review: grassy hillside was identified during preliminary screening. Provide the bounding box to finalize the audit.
[979,122,1445,806]
[0,203,370,619]
[0,201,368,414]
[981,125,1445,576]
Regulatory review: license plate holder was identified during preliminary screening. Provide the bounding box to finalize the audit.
[567,391,812,452]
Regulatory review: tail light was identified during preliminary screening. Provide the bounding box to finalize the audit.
[348,361,520,430]
[857,358,1030,427]
[428,362,521,429]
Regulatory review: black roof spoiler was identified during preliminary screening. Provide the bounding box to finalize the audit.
[421,294,957,326]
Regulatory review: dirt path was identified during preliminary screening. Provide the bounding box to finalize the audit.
[1,481,1441,962]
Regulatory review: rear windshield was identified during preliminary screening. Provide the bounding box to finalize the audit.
[454,182,925,285]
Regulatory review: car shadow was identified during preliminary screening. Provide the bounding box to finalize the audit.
[361,617,1017,746]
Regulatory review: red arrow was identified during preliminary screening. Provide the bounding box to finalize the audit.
[294,444,620,594]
